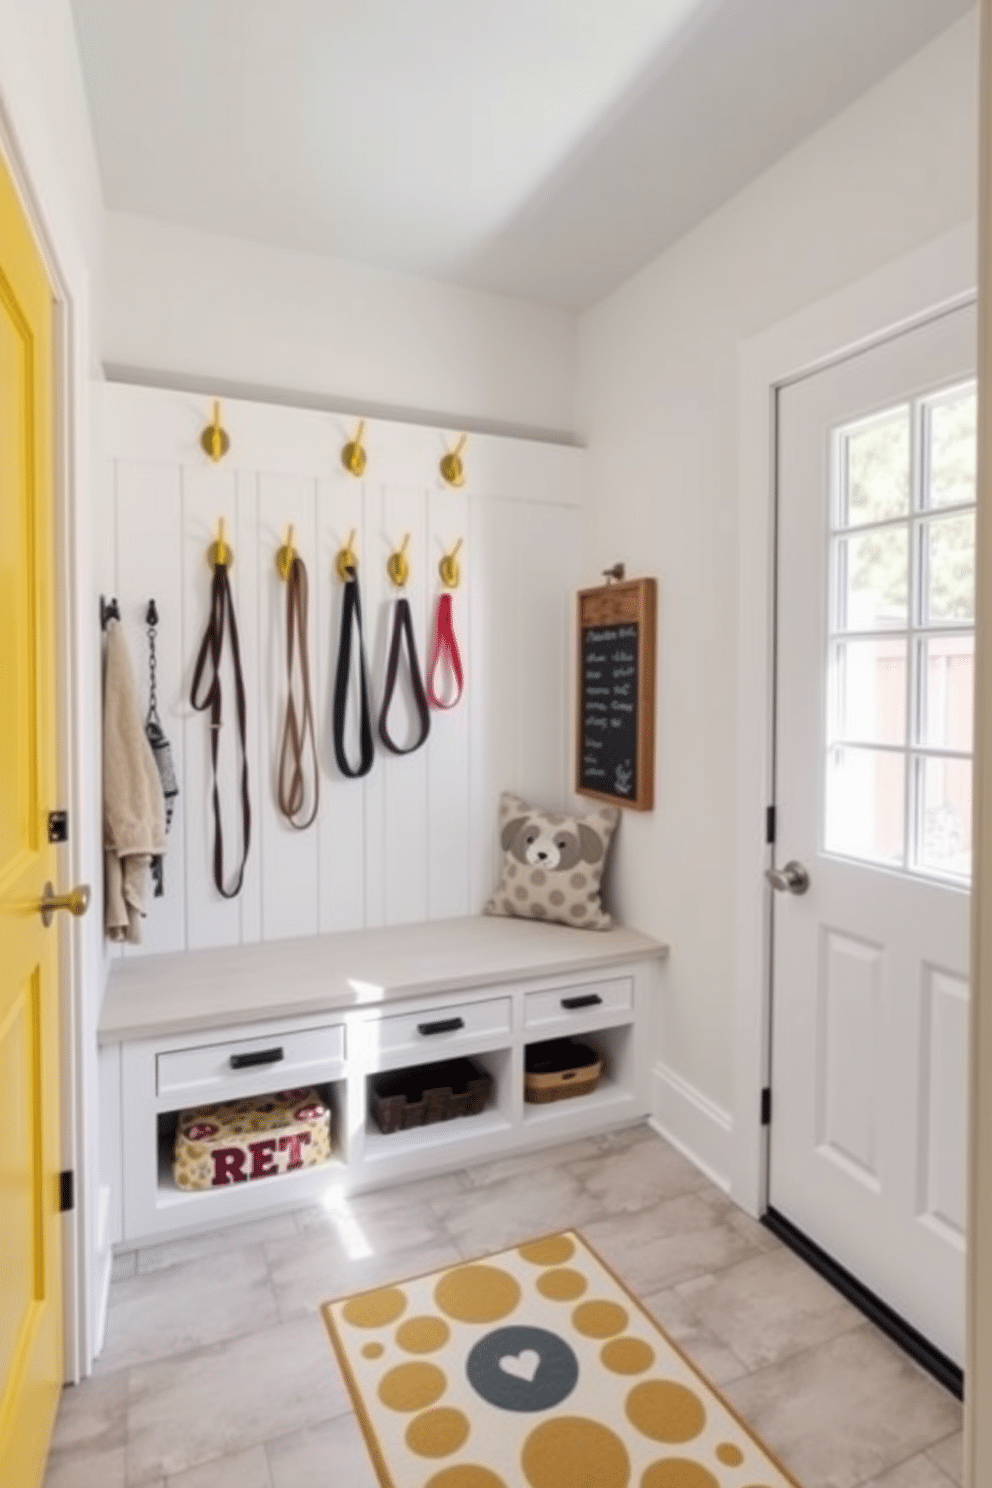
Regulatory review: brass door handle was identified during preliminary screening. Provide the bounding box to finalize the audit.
[38,881,91,927]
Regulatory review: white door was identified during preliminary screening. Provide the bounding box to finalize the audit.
[769,304,976,1368]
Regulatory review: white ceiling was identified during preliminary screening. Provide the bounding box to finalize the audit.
[71,0,974,310]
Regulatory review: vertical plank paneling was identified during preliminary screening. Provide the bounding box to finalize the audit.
[427,485,472,919]
[257,474,320,940]
[380,485,430,926]
[114,459,186,957]
[234,470,263,945]
[317,473,368,932]
[104,387,582,953]
[516,501,571,807]
[360,481,387,928]
[469,494,519,911]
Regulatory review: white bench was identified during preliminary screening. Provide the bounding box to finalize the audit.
[98,916,668,1247]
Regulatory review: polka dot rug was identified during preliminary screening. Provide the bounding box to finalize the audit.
[321,1230,799,1488]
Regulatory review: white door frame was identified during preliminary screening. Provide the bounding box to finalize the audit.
[732,222,977,1218]
[0,102,94,1380]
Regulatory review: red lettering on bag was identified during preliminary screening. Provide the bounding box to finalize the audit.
[277,1130,312,1169]
[211,1147,247,1185]
[249,1138,279,1178]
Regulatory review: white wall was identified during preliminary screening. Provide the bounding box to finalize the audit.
[576,14,979,1138]
[102,213,577,440]
[0,0,104,1377]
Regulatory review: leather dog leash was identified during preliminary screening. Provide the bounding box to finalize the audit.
[332,565,375,778]
[426,592,464,709]
[379,596,431,754]
[277,554,319,829]
[190,561,251,898]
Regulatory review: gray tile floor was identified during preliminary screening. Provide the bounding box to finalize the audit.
[44,1125,963,1487]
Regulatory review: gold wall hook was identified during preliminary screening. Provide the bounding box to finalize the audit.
[341,419,367,477]
[387,533,411,588]
[336,529,358,582]
[439,434,468,487]
[276,524,297,580]
[208,516,234,570]
[439,537,463,589]
[200,399,231,462]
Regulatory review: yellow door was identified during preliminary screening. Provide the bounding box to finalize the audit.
[0,153,63,1486]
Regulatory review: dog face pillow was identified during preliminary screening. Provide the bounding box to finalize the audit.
[485,791,619,930]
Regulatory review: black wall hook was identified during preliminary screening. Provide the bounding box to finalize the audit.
[146,599,159,627]
[100,595,120,629]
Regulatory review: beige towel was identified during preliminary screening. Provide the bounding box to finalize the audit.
[103,618,166,943]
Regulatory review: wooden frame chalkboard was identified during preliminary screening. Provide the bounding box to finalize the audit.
[576,578,656,811]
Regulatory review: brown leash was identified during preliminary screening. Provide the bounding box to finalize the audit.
[190,561,251,898]
[277,555,319,829]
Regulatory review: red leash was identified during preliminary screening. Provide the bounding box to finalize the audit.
[426,592,464,709]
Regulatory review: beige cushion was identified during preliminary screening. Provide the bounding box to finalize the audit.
[484,791,618,930]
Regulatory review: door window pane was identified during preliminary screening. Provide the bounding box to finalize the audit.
[836,527,908,630]
[926,388,977,510]
[917,635,974,751]
[840,409,910,527]
[916,755,972,880]
[922,512,975,624]
[825,746,905,866]
[831,639,906,746]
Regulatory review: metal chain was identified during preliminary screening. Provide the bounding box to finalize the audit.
[146,599,159,724]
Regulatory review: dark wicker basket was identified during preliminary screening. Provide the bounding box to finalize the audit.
[524,1039,603,1104]
[369,1057,493,1135]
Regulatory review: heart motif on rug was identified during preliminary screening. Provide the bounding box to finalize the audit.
[498,1348,540,1383]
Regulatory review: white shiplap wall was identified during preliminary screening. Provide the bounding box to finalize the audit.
[99,384,583,956]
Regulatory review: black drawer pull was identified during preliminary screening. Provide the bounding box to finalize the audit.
[229,1046,285,1070]
[560,994,603,1010]
[418,1017,465,1036]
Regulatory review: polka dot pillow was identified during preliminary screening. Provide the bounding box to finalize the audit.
[485,791,619,930]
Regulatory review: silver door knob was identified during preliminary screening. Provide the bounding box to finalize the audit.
[765,860,810,895]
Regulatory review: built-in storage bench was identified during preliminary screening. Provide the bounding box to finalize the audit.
[98,917,667,1250]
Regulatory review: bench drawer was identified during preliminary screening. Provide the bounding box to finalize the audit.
[523,978,632,1032]
[360,997,511,1067]
[157,1023,346,1103]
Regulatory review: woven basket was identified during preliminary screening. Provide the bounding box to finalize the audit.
[524,1039,603,1104]
[369,1057,492,1135]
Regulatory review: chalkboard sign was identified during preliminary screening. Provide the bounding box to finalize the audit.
[576,578,656,811]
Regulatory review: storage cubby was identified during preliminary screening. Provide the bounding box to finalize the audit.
[523,1024,637,1129]
[362,1047,513,1162]
[153,1078,347,1213]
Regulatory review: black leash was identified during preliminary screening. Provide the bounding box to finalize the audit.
[332,565,375,778]
[190,562,251,897]
[378,596,431,755]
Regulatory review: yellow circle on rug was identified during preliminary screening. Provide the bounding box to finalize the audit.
[641,1460,718,1488]
[378,1362,447,1412]
[601,1337,655,1375]
[626,1381,706,1443]
[343,1286,407,1329]
[406,1407,471,1458]
[716,1443,744,1466]
[537,1268,587,1301]
[435,1265,522,1324]
[424,1468,509,1488]
[361,1342,385,1359]
[397,1316,451,1354]
[572,1300,629,1338]
[518,1236,576,1267]
[522,1416,630,1488]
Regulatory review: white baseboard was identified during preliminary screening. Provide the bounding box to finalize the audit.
[93,1184,113,1360]
[649,1061,734,1193]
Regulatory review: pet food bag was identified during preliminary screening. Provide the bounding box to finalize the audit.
[172,1085,332,1191]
